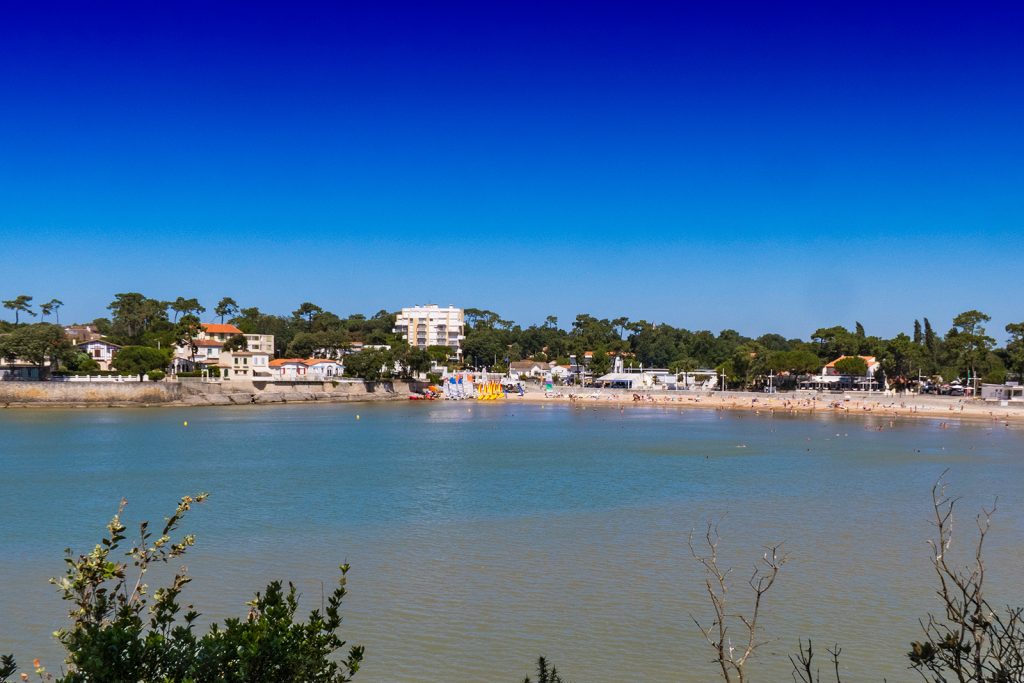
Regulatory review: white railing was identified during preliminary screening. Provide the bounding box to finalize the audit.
[52,374,145,383]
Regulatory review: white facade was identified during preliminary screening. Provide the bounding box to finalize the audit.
[76,340,121,371]
[304,359,344,379]
[191,341,223,363]
[550,365,570,380]
[243,333,275,354]
[981,382,1024,402]
[174,325,275,369]
[268,358,344,380]
[220,351,272,380]
[510,361,551,379]
[394,305,465,358]
[269,359,304,380]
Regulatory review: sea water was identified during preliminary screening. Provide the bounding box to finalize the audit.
[1,402,1022,681]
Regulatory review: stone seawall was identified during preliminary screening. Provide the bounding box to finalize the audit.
[0,381,181,405]
[177,378,420,405]
[0,378,425,407]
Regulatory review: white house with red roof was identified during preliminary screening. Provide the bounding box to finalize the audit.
[268,358,344,381]
[173,323,275,373]
[269,358,308,380]
[304,358,344,379]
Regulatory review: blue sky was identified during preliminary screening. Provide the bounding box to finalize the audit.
[1,1,1022,339]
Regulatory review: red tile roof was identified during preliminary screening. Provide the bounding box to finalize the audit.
[202,323,242,334]
[269,358,305,367]
[825,355,877,367]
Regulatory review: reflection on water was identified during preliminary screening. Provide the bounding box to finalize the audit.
[1,403,1022,681]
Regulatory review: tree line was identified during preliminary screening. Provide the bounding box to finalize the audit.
[460,308,1024,389]
[3,292,1024,387]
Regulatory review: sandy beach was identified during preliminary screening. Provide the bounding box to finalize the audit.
[507,389,1024,425]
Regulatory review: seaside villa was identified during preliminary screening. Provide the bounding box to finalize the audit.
[75,339,121,371]
[267,358,345,381]
[219,350,272,380]
[509,360,553,379]
[980,382,1024,403]
[172,323,275,374]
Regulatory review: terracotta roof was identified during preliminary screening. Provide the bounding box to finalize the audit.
[202,323,242,334]
[269,358,306,367]
[304,359,342,365]
[825,355,877,367]
[193,340,223,347]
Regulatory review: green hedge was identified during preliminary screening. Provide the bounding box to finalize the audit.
[175,368,221,378]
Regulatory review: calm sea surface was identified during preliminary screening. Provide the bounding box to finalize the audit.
[2,403,1023,681]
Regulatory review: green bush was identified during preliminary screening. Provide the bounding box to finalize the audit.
[50,495,363,683]
[147,369,165,381]
[0,654,16,683]
[983,368,1007,385]
[176,367,221,378]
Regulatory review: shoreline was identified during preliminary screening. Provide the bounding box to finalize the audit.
[506,390,1024,425]
[3,387,1023,425]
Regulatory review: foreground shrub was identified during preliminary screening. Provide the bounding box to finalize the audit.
[0,655,16,683]
[50,494,363,682]
[522,656,566,683]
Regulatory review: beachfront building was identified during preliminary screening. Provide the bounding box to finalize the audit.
[393,305,464,359]
[76,339,121,371]
[268,360,307,382]
[800,355,883,391]
[594,357,678,390]
[170,340,223,374]
[0,359,45,380]
[219,350,272,380]
[173,324,276,373]
[509,360,552,379]
[304,359,344,379]
[266,358,344,380]
[269,358,307,380]
[550,365,571,382]
[198,323,274,353]
[981,382,1024,403]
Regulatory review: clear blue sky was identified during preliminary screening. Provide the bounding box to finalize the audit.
[1,1,1021,340]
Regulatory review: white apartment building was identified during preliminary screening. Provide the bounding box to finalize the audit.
[393,305,465,358]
